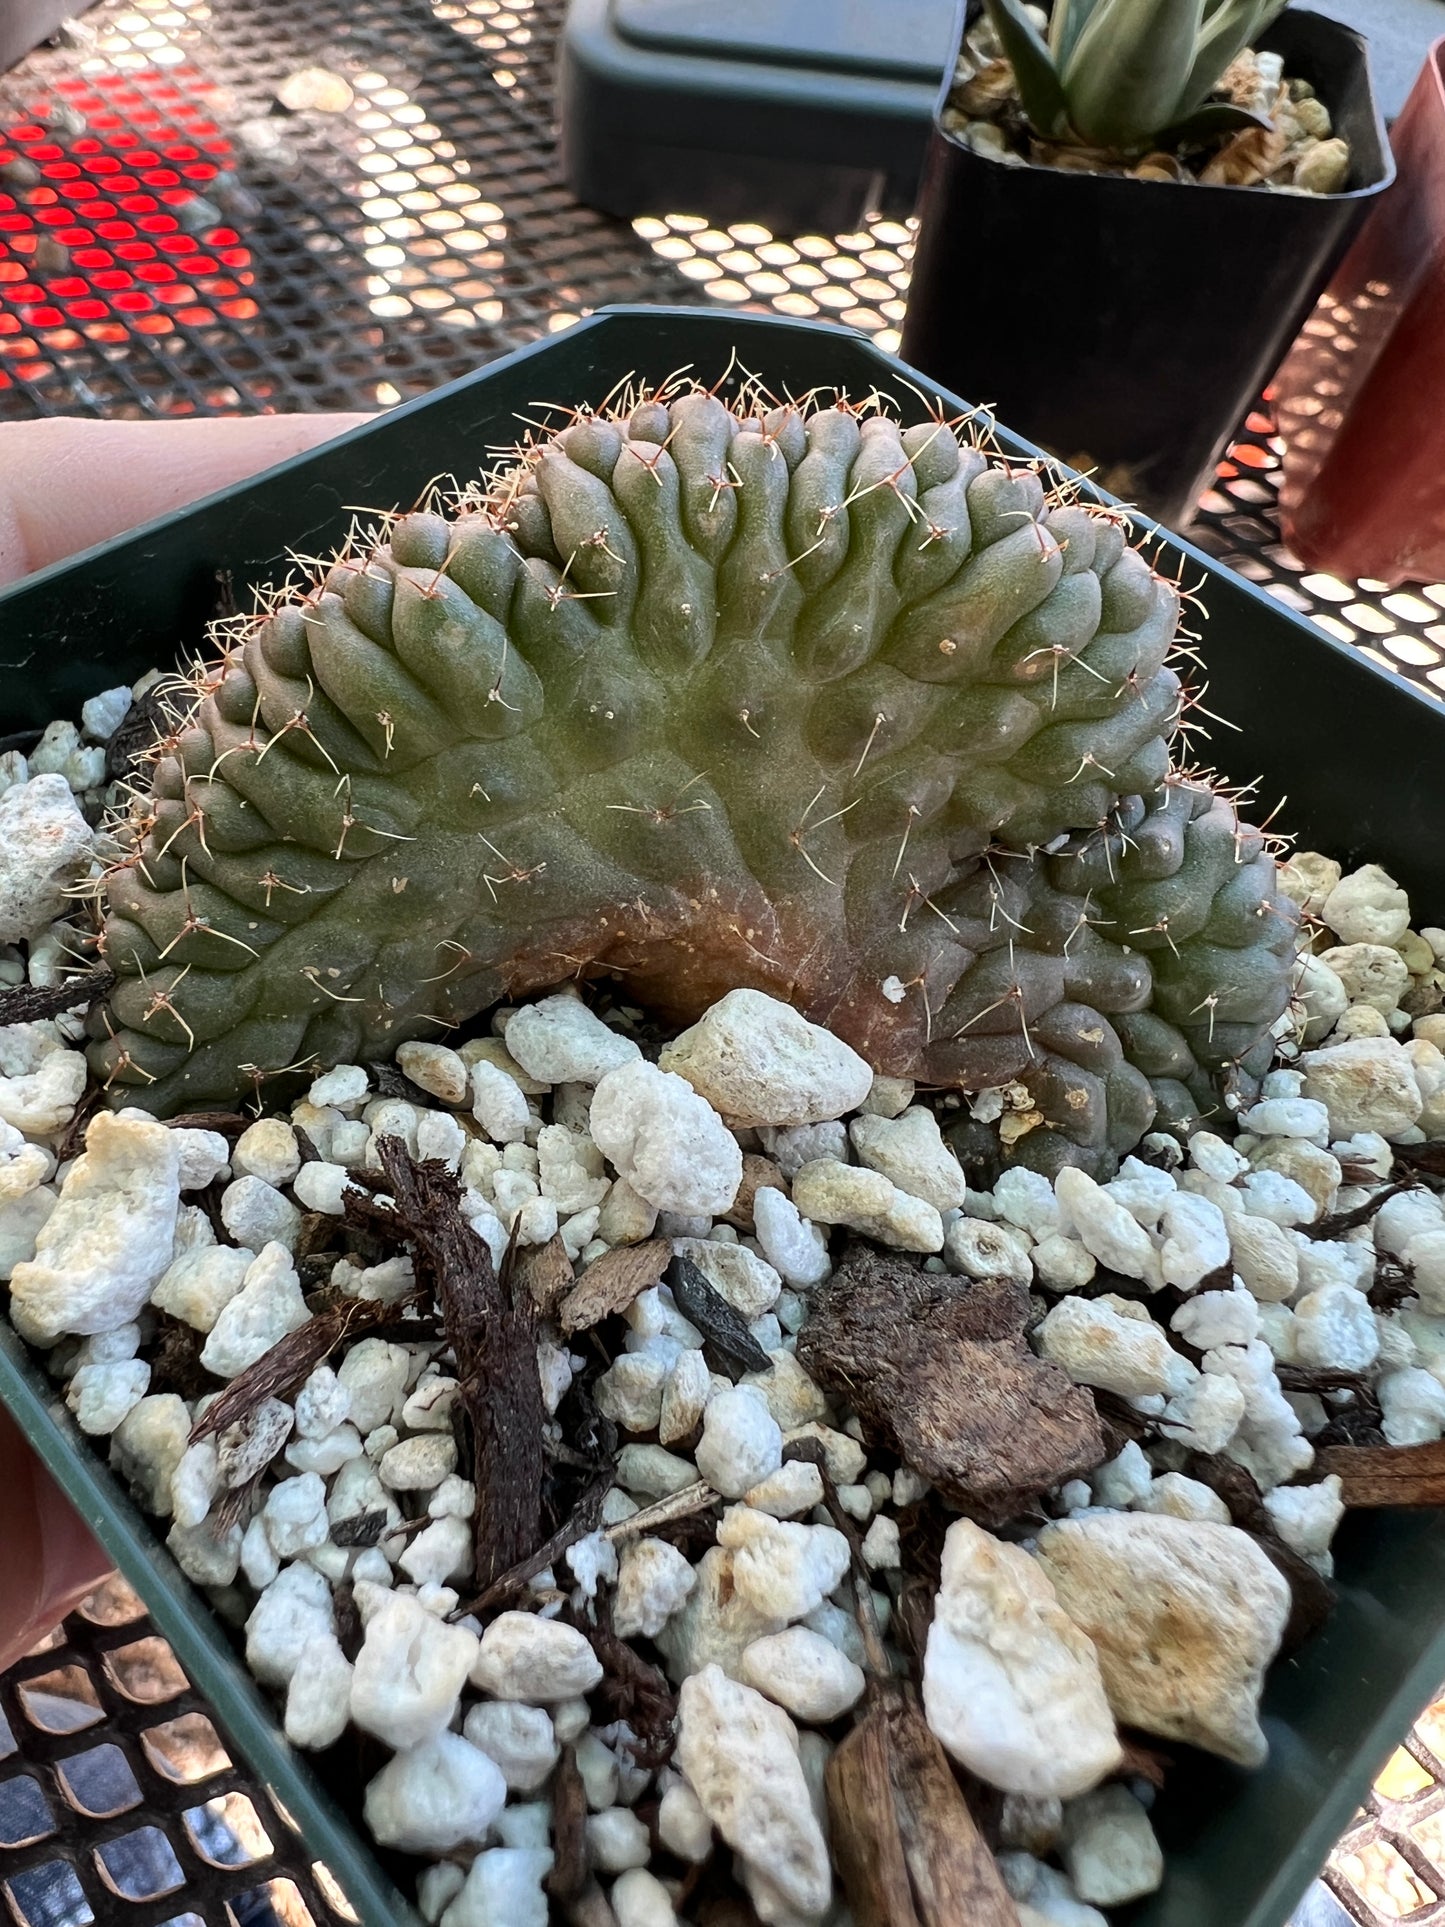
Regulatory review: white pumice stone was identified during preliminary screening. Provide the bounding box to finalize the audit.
[232,1118,301,1187]
[379,1434,458,1491]
[167,1517,242,1588]
[658,988,872,1128]
[167,1127,231,1191]
[672,1237,782,1319]
[9,1112,180,1341]
[575,1730,622,1809]
[1170,1289,1259,1351]
[81,684,132,739]
[609,1868,679,1927]
[292,1161,353,1215]
[716,1506,851,1621]
[109,1392,190,1515]
[861,1074,916,1118]
[244,1563,334,1688]
[658,1778,713,1861]
[676,1665,831,1922]
[1263,1475,1346,1575]
[396,1041,470,1105]
[1160,1372,1248,1455]
[505,993,641,1085]
[862,1514,902,1569]
[586,1806,652,1873]
[946,1216,1033,1284]
[338,1338,410,1434]
[589,1061,744,1219]
[1295,952,1350,1043]
[1060,1784,1164,1907]
[613,1537,699,1639]
[150,1243,252,1333]
[66,1358,150,1435]
[1237,1170,1318,1226]
[470,1059,531,1143]
[0,1023,87,1136]
[168,1439,220,1529]
[1302,1037,1424,1140]
[751,1185,831,1289]
[741,1625,865,1722]
[363,1730,507,1854]
[740,1349,828,1430]
[219,1174,302,1252]
[292,1364,350,1439]
[470,1610,604,1701]
[1138,1474,1231,1525]
[920,1518,1125,1803]
[616,1443,699,1498]
[791,1157,944,1253]
[349,1592,479,1749]
[262,1472,329,1558]
[1054,1169,1160,1285]
[1157,1192,1231,1290]
[399,1515,473,1588]
[0,774,94,944]
[1034,1298,1193,1400]
[784,1422,866,1484]
[848,1105,967,1211]
[331,1120,373,1165]
[695,1385,783,1497]
[461,1700,559,1791]
[1030,1234,1096,1291]
[1227,1213,1300,1303]
[1090,1441,1154,1509]
[439,1848,554,1927]
[199,1242,308,1379]
[760,1120,849,1178]
[535,1122,609,1214]
[659,1347,712,1445]
[1378,1367,1445,1445]
[1103,1158,1178,1230]
[1318,944,1411,1014]
[1293,1285,1380,1372]
[417,1863,466,1926]
[1322,864,1411,946]
[744,1459,826,1518]
[283,1632,354,1751]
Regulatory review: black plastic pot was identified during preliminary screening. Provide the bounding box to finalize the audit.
[2,306,1445,1927]
[0,0,94,72]
[901,6,1395,528]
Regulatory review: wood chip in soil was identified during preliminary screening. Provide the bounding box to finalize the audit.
[189,1294,416,1442]
[558,1238,670,1333]
[516,1232,576,1316]
[1316,1438,1445,1506]
[0,966,114,1027]
[795,1243,1105,1525]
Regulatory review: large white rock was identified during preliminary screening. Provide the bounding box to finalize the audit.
[199,1242,309,1379]
[1055,1168,1161,1283]
[505,993,640,1085]
[1322,863,1411,946]
[1036,1512,1291,1767]
[9,1113,180,1341]
[676,1665,831,1921]
[741,1626,865,1723]
[715,1505,851,1621]
[469,1610,603,1701]
[1301,1037,1424,1139]
[349,1592,479,1749]
[363,1730,506,1854]
[922,1519,1120,1799]
[590,1060,742,1216]
[660,989,872,1128]
[846,1105,968,1211]
[0,774,93,942]
[1034,1296,1193,1400]
[150,1244,252,1332]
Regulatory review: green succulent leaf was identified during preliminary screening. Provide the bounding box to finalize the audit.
[1061,0,1206,149]
[982,0,1070,139]
[1159,98,1273,144]
[1047,0,1104,67]
[1178,0,1291,115]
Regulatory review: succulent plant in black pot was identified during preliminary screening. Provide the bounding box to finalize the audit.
[901,0,1394,526]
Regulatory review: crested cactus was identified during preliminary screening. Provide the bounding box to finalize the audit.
[88,383,1297,1171]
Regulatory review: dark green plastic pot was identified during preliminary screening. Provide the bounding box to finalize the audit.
[1,306,1443,1927]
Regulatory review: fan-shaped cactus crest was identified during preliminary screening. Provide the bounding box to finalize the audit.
[88,377,1297,1172]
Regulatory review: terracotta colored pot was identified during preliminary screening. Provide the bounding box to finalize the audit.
[1276,41,1445,587]
[0,1401,112,1672]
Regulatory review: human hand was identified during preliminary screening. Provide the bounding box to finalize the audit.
[0,408,366,1666]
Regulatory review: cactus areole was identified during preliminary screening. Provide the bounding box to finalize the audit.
[89,384,1298,1174]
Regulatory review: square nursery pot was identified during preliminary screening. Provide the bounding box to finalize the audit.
[0,0,95,72]
[1273,40,1445,587]
[2,305,1445,1927]
[900,4,1395,530]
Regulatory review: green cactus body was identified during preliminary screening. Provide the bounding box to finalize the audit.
[89,388,1296,1171]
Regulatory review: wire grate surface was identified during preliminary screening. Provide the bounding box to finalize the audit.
[2,5,1445,1926]
[0,1576,354,1927]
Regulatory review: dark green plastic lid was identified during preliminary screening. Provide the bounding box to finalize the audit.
[613,0,954,82]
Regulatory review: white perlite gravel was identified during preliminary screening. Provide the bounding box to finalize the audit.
[4,712,1444,1927]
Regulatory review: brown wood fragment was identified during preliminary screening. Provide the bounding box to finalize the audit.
[375,1139,546,1594]
[0,966,113,1028]
[189,1294,416,1442]
[796,1244,1105,1525]
[1316,1438,1445,1507]
[827,1686,1022,1927]
[718,1153,787,1231]
[515,1232,576,1317]
[558,1238,670,1334]
[558,1602,677,1768]
[453,1468,612,1618]
[161,1110,251,1136]
[1307,1179,1421,1241]
[148,1316,213,1404]
[1116,1733,1172,1790]
[55,1083,104,1165]
[546,1746,589,1905]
